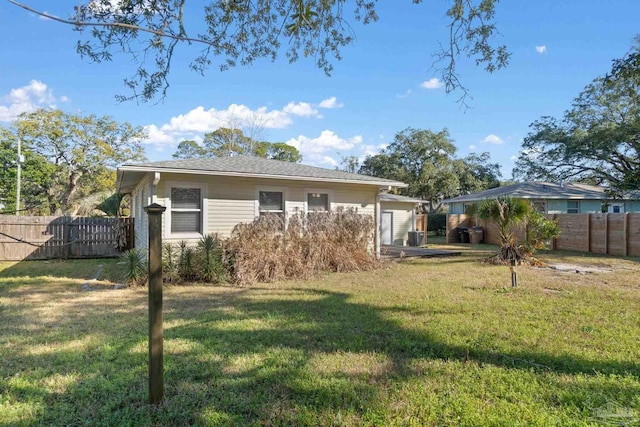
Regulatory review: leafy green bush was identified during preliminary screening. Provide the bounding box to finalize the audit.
[118,248,147,286]
[427,213,447,235]
[523,209,560,255]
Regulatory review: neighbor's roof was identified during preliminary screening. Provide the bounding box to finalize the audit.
[379,193,424,204]
[117,156,407,193]
[442,181,639,204]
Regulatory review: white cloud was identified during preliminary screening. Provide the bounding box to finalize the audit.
[421,78,444,90]
[60,95,69,102]
[0,80,59,122]
[143,97,346,147]
[286,130,363,155]
[535,45,547,54]
[396,89,412,99]
[318,96,344,109]
[145,124,177,145]
[510,155,518,161]
[321,156,339,167]
[283,101,319,117]
[144,103,293,145]
[469,144,477,151]
[482,134,504,145]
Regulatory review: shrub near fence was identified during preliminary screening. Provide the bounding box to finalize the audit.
[447,213,640,256]
[0,216,133,261]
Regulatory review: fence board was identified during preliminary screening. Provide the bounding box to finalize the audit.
[0,216,133,261]
[446,213,640,257]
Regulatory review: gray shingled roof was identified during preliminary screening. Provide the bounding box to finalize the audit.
[379,194,424,204]
[442,181,638,204]
[119,156,406,187]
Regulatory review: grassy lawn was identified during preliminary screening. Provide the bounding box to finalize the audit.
[1,248,639,426]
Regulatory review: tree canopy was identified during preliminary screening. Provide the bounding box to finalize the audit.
[2,109,146,214]
[8,0,509,103]
[359,127,501,211]
[172,128,302,162]
[514,40,640,195]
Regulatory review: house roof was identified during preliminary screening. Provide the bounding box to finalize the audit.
[442,181,638,204]
[379,194,424,204]
[117,156,407,193]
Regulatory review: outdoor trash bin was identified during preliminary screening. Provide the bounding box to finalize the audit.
[470,226,484,244]
[458,227,470,243]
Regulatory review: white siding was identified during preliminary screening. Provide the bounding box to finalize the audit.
[380,201,415,246]
[131,174,151,249]
[131,173,379,247]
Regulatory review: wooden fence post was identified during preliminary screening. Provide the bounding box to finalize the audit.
[604,213,609,255]
[624,213,629,257]
[144,203,166,405]
[586,214,591,253]
[551,214,557,251]
[64,216,72,259]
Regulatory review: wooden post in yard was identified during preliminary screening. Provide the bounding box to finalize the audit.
[144,203,166,404]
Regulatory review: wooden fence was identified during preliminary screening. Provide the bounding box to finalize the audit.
[0,216,134,261]
[416,214,427,232]
[447,213,640,257]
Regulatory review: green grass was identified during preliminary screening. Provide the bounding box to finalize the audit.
[1,248,639,426]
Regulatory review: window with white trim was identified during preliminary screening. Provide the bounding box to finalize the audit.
[307,192,329,212]
[259,191,284,216]
[170,187,202,233]
[567,200,579,214]
[608,203,624,213]
[532,201,547,213]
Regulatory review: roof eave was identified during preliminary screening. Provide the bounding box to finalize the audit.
[117,165,408,188]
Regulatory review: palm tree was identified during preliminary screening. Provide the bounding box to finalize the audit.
[469,196,531,262]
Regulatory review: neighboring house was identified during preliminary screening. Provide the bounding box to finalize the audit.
[379,194,424,246]
[116,156,407,256]
[442,181,640,214]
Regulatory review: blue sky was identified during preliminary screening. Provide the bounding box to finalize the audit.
[0,0,638,178]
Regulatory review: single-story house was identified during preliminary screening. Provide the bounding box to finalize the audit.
[442,181,640,214]
[379,194,424,246]
[116,156,409,256]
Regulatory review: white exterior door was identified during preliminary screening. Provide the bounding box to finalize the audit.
[381,212,393,245]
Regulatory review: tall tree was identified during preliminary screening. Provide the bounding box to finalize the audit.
[172,140,208,159]
[514,40,640,195]
[455,152,502,194]
[8,0,509,103]
[338,155,361,174]
[360,128,456,211]
[172,128,302,162]
[12,109,146,214]
[203,128,252,157]
[264,142,303,163]
[360,128,501,211]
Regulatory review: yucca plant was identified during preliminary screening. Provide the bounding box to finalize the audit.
[118,248,147,286]
[162,242,180,283]
[178,241,197,282]
[198,233,226,283]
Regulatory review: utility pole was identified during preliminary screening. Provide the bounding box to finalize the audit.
[16,134,22,216]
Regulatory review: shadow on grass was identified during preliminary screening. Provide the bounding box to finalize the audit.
[0,258,122,286]
[1,280,639,425]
